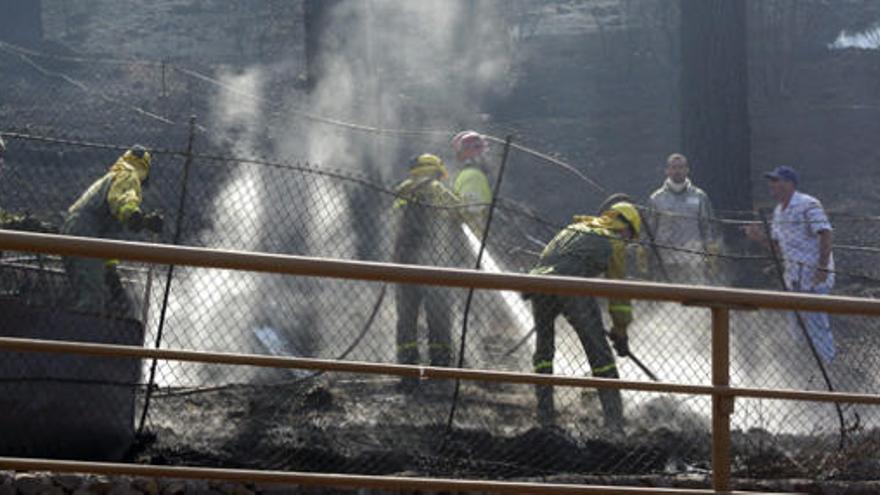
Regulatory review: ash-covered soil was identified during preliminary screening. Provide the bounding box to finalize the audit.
[140,378,696,478]
[137,376,880,483]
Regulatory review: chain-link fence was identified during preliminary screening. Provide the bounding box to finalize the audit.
[3,36,880,486]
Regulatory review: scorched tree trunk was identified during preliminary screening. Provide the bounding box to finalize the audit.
[680,0,752,212]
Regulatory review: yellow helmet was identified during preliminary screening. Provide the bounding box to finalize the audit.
[120,145,151,181]
[608,202,641,238]
[409,153,448,180]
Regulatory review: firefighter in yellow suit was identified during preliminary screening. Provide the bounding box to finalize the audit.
[528,201,642,434]
[392,154,464,388]
[61,146,164,314]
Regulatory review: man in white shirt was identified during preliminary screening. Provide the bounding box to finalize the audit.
[745,166,835,363]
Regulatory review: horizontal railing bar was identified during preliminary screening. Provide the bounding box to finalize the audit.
[0,336,715,394]
[2,336,880,406]
[0,231,878,316]
[0,457,791,495]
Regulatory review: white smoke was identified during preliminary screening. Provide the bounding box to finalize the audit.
[277,0,516,363]
[284,0,514,176]
[291,0,516,367]
[153,1,516,386]
[153,69,275,387]
[829,24,880,50]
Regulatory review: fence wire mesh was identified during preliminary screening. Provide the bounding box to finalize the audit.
[2,33,880,486]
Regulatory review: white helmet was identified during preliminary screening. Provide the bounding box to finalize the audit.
[451,130,488,161]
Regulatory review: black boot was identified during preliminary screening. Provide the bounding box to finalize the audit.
[536,384,556,427]
[599,388,625,437]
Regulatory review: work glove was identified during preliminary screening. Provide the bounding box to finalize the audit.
[143,212,164,234]
[609,326,630,358]
[126,210,144,232]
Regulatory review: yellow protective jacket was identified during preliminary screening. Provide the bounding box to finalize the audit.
[393,176,460,210]
[62,150,150,237]
[453,166,492,233]
[453,167,492,207]
[392,175,464,266]
[531,214,633,328]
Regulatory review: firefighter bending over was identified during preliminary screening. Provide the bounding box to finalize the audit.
[61,145,164,315]
[527,200,642,434]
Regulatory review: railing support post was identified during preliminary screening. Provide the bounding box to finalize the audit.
[711,307,733,492]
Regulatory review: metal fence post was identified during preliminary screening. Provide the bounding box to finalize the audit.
[711,306,732,492]
[136,115,197,437]
[161,60,167,98]
[443,135,514,440]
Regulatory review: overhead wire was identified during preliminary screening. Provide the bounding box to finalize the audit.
[7,124,876,232]
[7,41,880,226]
[7,130,880,286]
[0,43,177,127]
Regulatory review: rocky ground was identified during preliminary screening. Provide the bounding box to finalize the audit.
[7,470,880,495]
[0,470,360,495]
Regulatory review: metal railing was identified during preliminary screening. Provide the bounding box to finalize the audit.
[3,230,880,494]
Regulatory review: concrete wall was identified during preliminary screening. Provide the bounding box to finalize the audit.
[0,298,144,461]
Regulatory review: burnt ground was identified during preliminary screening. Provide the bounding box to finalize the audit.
[136,376,880,486]
[141,378,690,477]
